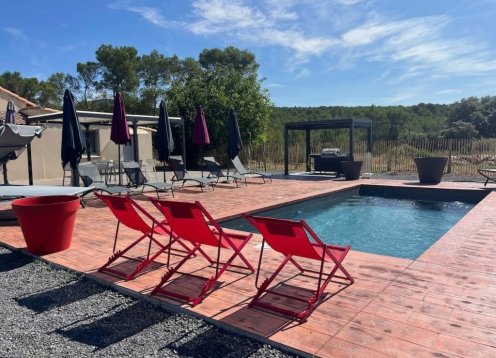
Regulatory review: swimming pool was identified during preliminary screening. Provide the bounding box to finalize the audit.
[221,187,479,259]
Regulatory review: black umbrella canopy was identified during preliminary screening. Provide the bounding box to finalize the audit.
[157,99,175,181]
[61,89,85,186]
[227,108,243,160]
[110,92,130,186]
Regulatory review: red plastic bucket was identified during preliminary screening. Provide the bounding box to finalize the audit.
[11,195,80,255]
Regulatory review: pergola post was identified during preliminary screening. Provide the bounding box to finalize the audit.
[305,129,311,172]
[367,126,373,153]
[27,143,33,185]
[132,121,139,163]
[284,124,289,175]
[84,124,91,162]
[349,122,355,161]
[181,118,187,164]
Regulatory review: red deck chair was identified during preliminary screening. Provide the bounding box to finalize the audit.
[243,214,354,322]
[149,199,255,306]
[95,192,190,280]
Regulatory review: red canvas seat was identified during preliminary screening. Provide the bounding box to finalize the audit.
[95,193,187,280]
[150,199,254,306]
[243,214,354,322]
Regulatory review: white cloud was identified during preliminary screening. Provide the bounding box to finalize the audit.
[190,0,267,34]
[340,14,496,80]
[255,29,337,59]
[382,91,416,103]
[264,0,299,20]
[265,82,284,88]
[436,89,462,95]
[109,0,180,28]
[333,0,367,5]
[4,27,29,41]
[108,0,496,83]
[294,68,310,79]
[342,19,410,46]
[189,0,339,65]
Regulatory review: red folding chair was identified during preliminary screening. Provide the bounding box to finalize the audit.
[95,193,189,280]
[243,214,354,322]
[150,199,255,306]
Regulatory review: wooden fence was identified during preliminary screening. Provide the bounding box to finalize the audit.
[224,138,496,176]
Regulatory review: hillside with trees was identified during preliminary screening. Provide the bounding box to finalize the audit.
[0,44,495,165]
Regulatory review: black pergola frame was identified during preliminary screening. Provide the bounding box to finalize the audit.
[25,110,186,185]
[284,118,373,175]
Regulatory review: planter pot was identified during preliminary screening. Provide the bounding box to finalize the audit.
[414,157,447,184]
[11,195,80,255]
[341,161,363,180]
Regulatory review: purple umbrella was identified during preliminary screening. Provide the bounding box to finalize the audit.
[192,105,210,177]
[110,92,131,185]
[2,101,16,182]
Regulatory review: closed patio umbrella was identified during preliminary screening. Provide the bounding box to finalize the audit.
[5,101,15,124]
[110,92,131,185]
[227,108,243,160]
[192,105,210,177]
[61,89,85,187]
[2,101,16,183]
[157,99,174,182]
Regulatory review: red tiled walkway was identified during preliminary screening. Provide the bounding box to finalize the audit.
[1,177,496,357]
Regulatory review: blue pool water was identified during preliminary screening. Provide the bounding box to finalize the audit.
[221,190,474,259]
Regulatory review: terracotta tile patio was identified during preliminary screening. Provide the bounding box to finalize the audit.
[1,176,496,357]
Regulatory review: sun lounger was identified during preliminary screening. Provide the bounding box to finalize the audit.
[149,199,254,305]
[231,156,272,183]
[78,162,130,196]
[478,168,496,186]
[169,157,215,191]
[121,161,174,198]
[203,156,247,187]
[95,193,189,280]
[0,185,94,201]
[243,214,354,322]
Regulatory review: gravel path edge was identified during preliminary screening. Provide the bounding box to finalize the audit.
[1,243,310,358]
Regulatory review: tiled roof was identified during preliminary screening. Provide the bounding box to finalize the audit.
[0,86,58,125]
[0,86,39,108]
[0,110,26,125]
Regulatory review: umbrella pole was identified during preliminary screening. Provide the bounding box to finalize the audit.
[163,160,166,182]
[118,144,122,186]
[71,164,80,187]
[200,149,203,177]
[2,163,8,185]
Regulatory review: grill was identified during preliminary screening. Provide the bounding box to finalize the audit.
[309,147,351,175]
[321,148,341,157]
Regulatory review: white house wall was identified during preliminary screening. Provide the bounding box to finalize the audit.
[5,125,153,184]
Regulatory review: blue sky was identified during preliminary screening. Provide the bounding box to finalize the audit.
[1,0,495,107]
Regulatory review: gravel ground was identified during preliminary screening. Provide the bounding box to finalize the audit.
[0,247,301,358]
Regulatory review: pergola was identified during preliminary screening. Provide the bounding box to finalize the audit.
[25,110,186,185]
[284,118,373,175]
